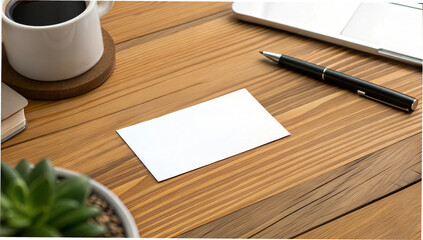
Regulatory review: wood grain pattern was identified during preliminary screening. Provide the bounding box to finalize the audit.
[1,2,421,238]
[298,182,421,240]
[179,133,422,238]
[100,2,232,44]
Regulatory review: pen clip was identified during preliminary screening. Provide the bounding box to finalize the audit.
[357,90,411,112]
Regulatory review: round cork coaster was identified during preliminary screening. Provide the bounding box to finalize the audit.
[2,28,115,100]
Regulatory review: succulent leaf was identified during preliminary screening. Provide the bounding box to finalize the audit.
[51,205,102,230]
[6,178,29,206]
[7,210,31,228]
[48,199,79,223]
[30,210,49,228]
[22,225,61,237]
[28,159,56,191]
[0,225,19,237]
[63,222,107,237]
[28,176,54,209]
[54,176,90,205]
[0,194,12,209]
[15,160,32,183]
[1,196,12,221]
[1,161,20,194]
[28,159,55,190]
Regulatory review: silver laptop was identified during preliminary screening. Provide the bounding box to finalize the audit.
[232,2,422,66]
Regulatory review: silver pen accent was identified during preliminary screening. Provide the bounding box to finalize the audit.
[357,90,410,111]
[321,68,328,80]
[261,51,282,62]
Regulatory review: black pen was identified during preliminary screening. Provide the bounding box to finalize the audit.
[260,51,418,112]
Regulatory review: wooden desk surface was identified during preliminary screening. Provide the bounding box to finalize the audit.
[2,2,421,239]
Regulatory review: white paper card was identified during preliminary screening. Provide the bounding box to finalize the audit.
[117,89,290,182]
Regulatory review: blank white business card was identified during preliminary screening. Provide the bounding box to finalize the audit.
[117,89,290,182]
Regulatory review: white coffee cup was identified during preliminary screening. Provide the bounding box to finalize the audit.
[1,0,114,81]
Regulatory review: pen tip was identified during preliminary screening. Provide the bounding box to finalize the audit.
[259,51,264,54]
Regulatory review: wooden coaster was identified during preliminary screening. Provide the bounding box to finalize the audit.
[2,28,115,100]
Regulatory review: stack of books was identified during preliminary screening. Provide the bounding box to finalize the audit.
[2,83,28,143]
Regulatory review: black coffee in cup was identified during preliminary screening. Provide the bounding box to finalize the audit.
[6,0,86,26]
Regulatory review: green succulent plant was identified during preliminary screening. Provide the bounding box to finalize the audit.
[0,159,107,237]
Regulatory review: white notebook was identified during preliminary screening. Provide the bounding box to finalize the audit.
[117,89,290,182]
[1,83,28,143]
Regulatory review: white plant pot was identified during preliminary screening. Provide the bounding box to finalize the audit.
[56,167,139,238]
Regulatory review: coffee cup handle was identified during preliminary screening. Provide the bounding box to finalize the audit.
[97,1,114,18]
